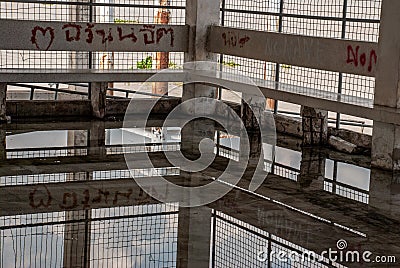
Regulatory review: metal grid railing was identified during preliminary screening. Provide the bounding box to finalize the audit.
[0,0,185,70]
[211,211,334,268]
[0,167,180,186]
[220,0,381,132]
[0,204,179,268]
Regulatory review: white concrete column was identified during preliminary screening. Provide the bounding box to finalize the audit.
[0,83,6,122]
[177,207,212,268]
[182,0,220,102]
[181,0,220,154]
[90,82,107,119]
[371,0,400,170]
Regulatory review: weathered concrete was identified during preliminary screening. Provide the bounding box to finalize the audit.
[90,82,107,119]
[0,83,6,122]
[329,128,371,149]
[88,121,106,157]
[329,136,357,154]
[301,106,328,146]
[275,114,303,137]
[0,129,5,160]
[181,0,220,154]
[7,100,91,118]
[0,19,189,52]
[208,26,378,77]
[299,148,325,189]
[371,0,400,170]
[177,207,212,268]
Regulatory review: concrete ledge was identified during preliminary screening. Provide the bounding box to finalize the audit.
[7,100,91,118]
[329,128,372,149]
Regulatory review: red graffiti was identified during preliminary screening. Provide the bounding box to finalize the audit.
[117,27,137,42]
[140,25,156,44]
[346,45,377,73]
[30,23,176,50]
[239,36,250,48]
[113,189,133,205]
[62,23,82,42]
[96,28,114,44]
[222,31,250,48]
[29,185,52,208]
[92,189,110,204]
[31,26,55,51]
[59,192,78,209]
[85,23,95,43]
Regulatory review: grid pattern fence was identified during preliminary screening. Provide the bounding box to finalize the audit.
[0,0,185,70]
[0,204,179,268]
[211,211,336,268]
[219,0,382,131]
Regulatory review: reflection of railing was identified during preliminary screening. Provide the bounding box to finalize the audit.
[324,180,369,204]
[3,141,369,205]
[0,204,179,268]
[211,211,334,268]
[6,146,88,158]
[216,144,369,204]
[0,167,181,187]
[8,83,177,100]
[5,142,181,159]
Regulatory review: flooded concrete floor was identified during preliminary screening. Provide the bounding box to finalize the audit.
[0,120,399,268]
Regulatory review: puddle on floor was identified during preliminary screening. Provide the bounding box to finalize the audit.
[0,120,399,267]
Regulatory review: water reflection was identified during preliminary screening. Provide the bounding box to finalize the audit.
[0,121,399,267]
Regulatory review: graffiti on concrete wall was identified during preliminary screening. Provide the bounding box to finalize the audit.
[30,23,175,51]
[346,45,377,73]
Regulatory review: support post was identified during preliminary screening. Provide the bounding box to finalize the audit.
[90,82,107,119]
[181,0,220,154]
[371,0,400,170]
[177,207,212,268]
[88,121,106,157]
[0,83,7,122]
[301,106,328,146]
[299,148,326,189]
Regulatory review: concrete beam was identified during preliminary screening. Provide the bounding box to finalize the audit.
[209,26,378,77]
[7,100,91,118]
[0,69,186,83]
[0,19,189,52]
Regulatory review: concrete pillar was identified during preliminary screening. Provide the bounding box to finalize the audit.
[63,210,91,268]
[177,207,212,268]
[65,130,91,268]
[371,0,400,170]
[299,148,326,189]
[0,83,6,122]
[90,82,107,119]
[301,106,328,146]
[369,169,400,219]
[181,0,220,155]
[88,121,106,157]
[0,129,5,160]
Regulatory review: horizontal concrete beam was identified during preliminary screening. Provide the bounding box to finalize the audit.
[0,69,186,83]
[0,19,189,52]
[106,98,181,115]
[208,26,378,77]
[190,71,400,125]
[7,100,91,118]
